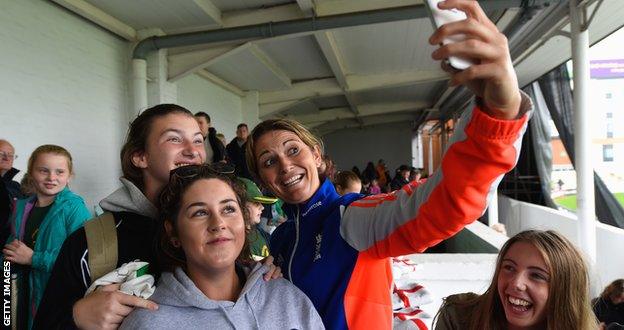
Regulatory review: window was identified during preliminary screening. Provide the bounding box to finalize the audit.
[603,145,614,162]
[607,123,614,138]
[606,93,613,99]
[606,112,613,119]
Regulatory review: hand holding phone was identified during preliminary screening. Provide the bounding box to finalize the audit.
[424,0,475,70]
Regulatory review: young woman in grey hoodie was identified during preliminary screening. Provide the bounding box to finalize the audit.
[120,165,323,330]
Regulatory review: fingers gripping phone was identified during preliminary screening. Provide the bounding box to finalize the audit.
[424,0,475,70]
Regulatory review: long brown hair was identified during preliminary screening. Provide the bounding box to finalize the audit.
[120,104,194,191]
[436,230,597,330]
[157,165,253,272]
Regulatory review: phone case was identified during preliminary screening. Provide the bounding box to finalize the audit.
[423,0,475,70]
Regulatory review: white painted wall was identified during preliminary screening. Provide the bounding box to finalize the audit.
[176,74,244,143]
[0,0,131,212]
[322,122,414,174]
[0,0,250,213]
[498,195,624,294]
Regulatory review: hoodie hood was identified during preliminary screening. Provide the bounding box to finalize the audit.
[152,263,267,309]
[99,177,157,219]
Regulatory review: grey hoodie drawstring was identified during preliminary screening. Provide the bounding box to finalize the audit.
[245,294,260,330]
[219,305,238,329]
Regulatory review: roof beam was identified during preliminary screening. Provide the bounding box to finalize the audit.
[259,78,342,105]
[345,70,448,92]
[51,0,136,40]
[249,45,292,89]
[221,4,305,29]
[315,112,418,135]
[315,0,421,16]
[193,0,222,26]
[168,44,244,82]
[293,101,429,123]
[314,31,362,121]
[260,98,313,118]
[196,70,245,96]
[259,69,447,111]
[296,0,316,16]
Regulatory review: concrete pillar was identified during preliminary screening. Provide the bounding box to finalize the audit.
[570,0,596,262]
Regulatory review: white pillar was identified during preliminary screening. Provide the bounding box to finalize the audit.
[488,193,499,226]
[427,136,434,176]
[131,59,148,115]
[570,0,596,263]
[242,91,260,129]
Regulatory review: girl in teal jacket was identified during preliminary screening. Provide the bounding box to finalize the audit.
[3,145,91,329]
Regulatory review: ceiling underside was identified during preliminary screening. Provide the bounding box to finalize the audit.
[52,0,624,136]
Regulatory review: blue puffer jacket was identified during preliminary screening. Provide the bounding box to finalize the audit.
[7,187,91,327]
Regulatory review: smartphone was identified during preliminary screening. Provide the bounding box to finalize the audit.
[423,0,475,70]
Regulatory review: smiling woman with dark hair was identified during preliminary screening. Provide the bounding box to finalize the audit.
[120,165,323,329]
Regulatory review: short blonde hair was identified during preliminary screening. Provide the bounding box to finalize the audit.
[245,118,323,179]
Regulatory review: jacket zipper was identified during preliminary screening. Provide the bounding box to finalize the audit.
[288,207,300,282]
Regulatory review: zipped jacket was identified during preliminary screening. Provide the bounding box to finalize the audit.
[7,187,91,326]
[270,98,532,330]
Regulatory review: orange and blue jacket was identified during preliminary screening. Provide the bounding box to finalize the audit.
[270,102,530,330]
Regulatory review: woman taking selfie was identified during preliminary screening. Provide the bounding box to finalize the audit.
[245,1,533,328]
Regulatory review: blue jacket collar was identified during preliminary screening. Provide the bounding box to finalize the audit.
[283,179,340,221]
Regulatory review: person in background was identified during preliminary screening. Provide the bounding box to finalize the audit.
[368,178,381,195]
[1,139,22,244]
[409,167,422,182]
[390,165,410,191]
[320,155,336,182]
[194,112,225,163]
[593,279,624,329]
[238,177,278,260]
[4,144,91,329]
[216,133,227,147]
[361,162,377,184]
[334,171,362,196]
[375,159,388,188]
[226,123,252,179]
[120,165,323,329]
[351,166,361,180]
[434,230,597,330]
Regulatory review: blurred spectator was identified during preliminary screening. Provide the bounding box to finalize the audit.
[593,279,624,328]
[1,139,22,245]
[334,171,361,195]
[376,159,388,188]
[390,165,410,191]
[194,112,225,163]
[368,178,381,195]
[351,166,362,179]
[226,123,252,179]
[362,162,377,183]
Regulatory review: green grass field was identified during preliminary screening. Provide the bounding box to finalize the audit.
[554,192,624,211]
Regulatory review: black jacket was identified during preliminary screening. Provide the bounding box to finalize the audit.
[33,211,159,329]
[390,175,409,192]
[593,297,624,326]
[207,127,225,163]
[1,167,21,245]
[226,138,252,179]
